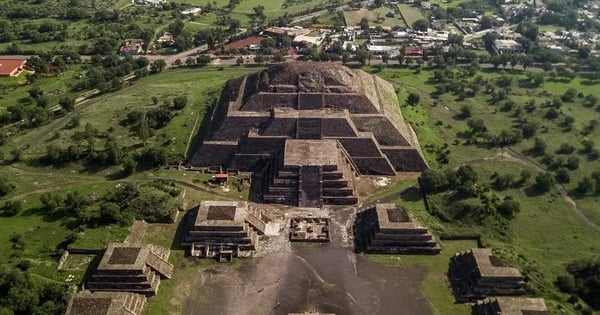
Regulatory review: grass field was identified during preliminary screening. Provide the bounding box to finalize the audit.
[397,3,425,28]
[371,65,600,313]
[0,66,84,113]
[343,7,407,28]
[174,0,328,25]
[2,67,256,164]
[0,66,256,294]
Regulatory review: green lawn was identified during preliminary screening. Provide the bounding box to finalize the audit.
[370,65,600,313]
[397,3,425,28]
[344,7,407,28]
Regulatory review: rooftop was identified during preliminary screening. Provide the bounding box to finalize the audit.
[284,139,338,166]
[66,291,147,315]
[493,39,522,49]
[375,203,424,230]
[194,201,248,226]
[471,248,523,278]
[98,243,151,271]
[0,59,26,76]
[494,297,548,315]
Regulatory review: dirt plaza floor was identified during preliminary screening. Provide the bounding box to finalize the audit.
[183,207,433,315]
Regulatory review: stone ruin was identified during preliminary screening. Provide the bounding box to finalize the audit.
[473,297,549,315]
[86,243,173,296]
[448,248,527,302]
[65,291,147,315]
[189,62,428,207]
[289,217,330,242]
[180,201,266,261]
[353,203,440,254]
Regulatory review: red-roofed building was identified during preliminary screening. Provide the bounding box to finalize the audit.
[406,48,424,56]
[0,59,27,77]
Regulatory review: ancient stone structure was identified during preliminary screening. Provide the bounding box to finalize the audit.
[449,248,528,302]
[353,203,440,254]
[86,243,173,296]
[65,291,147,315]
[289,217,330,242]
[180,201,266,261]
[473,297,549,315]
[189,62,427,206]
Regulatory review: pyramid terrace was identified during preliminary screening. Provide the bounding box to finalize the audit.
[65,291,147,315]
[353,203,440,254]
[190,62,427,207]
[449,248,527,302]
[473,297,549,315]
[86,243,173,296]
[180,201,266,261]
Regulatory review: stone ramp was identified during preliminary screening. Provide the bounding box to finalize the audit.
[298,166,322,208]
[245,207,266,235]
[147,247,174,279]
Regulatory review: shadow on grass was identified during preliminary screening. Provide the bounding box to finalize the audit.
[523,186,547,197]
[20,206,67,223]
[400,187,422,202]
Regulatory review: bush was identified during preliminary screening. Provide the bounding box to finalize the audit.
[3,200,22,216]
[0,177,16,197]
[534,172,555,193]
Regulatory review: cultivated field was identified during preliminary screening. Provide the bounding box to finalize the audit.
[343,7,407,28]
[397,3,425,28]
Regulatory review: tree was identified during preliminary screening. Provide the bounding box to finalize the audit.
[459,105,472,119]
[172,96,187,110]
[59,97,74,112]
[122,155,137,176]
[419,169,449,193]
[406,92,420,106]
[575,176,594,194]
[412,19,429,32]
[534,172,555,193]
[149,60,167,74]
[273,53,285,63]
[254,54,266,65]
[554,167,570,183]
[137,114,150,144]
[497,197,520,218]
[196,54,211,66]
[0,176,16,197]
[253,5,266,19]
[3,200,22,216]
[455,165,478,185]
[359,17,369,30]
[26,56,48,74]
[566,156,579,170]
[355,47,371,66]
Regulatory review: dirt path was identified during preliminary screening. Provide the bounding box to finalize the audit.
[124,220,148,244]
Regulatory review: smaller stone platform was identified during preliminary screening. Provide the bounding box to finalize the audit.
[180,201,266,261]
[473,297,549,315]
[86,243,173,296]
[353,203,440,254]
[65,291,147,315]
[449,248,527,302]
[289,217,330,242]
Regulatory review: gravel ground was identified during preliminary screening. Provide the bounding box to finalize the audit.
[184,206,432,315]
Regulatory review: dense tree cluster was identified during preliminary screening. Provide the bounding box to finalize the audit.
[72,55,149,92]
[40,181,180,228]
[0,265,69,315]
[556,257,600,309]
